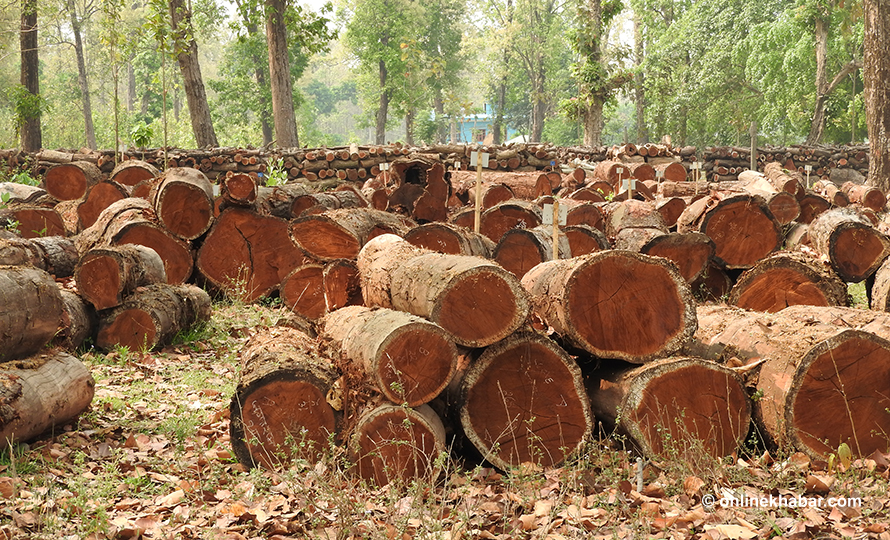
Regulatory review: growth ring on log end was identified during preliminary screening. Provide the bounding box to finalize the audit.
[522,250,697,363]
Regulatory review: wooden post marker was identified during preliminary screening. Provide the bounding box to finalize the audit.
[471,150,489,233]
[543,200,567,259]
[691,161,701,194]
[805,164,812,189]
[380,162,391,187]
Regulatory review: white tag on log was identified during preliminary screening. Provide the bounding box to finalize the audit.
[212,184,220,197]
[617,167,624,175]
[621,179,637,190]
[542,204,567,225]
[805,164,812,172]
[470,152,490,168]
[691,162,700,170]
[656,169,664,179]
[380,162,390,171]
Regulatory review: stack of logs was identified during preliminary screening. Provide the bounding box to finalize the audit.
[4,140,890,486]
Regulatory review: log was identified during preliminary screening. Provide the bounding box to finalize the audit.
[323,259,363,312]
[493,225,571,279]
[563,200,604,231]
[521,251,697,363]
[43,161,102,201]
[76,198,193,284]
[0,352,95,443]
[55,289,95,350]
[358,234,530,348]
[292,190,367,217]
[871,256,890,312]
[75,245,167,310]
[796,192,832,224]
[842,181,886,212]
[255,184,312,219]
[479,199,542,243]
[566,186,606,203]
[653,162,687,182]
[603,199,669,239]
[763,162,804,196]
[76,181,130,231]
[403,222,495,257]
[808,207,890,282]
[0,236,78,278]
[289,207,414,261]
[280,264,327,320]
[348,402,446,486]
[562,225,609,256]
[197,207,305,302]
[692,304,890,458]
[220,173,258,206]
[811,181,849,207]
[458,332,592,470]
[640,232,715,284]
[0,205,66,238]
[677,193,782,269]
[613,227,665,252]
[728,251,848,313]
[229,327,340,469]
[108,159,160,187]
[690,263,734,302]
[149,167,215,240]
[0,182,46,204]
[586,357,750,459]
[656,197,686,228]
[95,283,211,351]
[323,306,457,407]
[0,266,64,362]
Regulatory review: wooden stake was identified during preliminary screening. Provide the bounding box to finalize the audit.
[471,151,489,233]
[805,164,812,189]
[552,198,560,259]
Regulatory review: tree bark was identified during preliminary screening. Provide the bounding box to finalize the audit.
[75,245,167,310]
[0,236,78,278]
[808,207,890,282]
[67,0,96,150]
[20,0,41,152]
[169,0,219,148]
[289,208,413,261]
[0,352,95,444]
[0,266,63,362]
[376,58,390,145]
[149,167,215,240]
[265,0,299,147]
[864,0,890,191]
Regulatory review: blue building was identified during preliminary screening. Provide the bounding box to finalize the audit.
[447,103,522,144]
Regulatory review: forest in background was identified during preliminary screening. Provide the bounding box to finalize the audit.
[0,0,873,153]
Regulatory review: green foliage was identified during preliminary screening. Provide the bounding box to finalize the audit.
[262,158,288,186]
[5,85,49,133]
[130,122,154,148]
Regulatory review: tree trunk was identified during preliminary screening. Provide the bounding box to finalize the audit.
[76,198,194,284]
[405,107,415,146]
[196,207,305,302]
[864,0,890,191]
[633,12,648,145]
[67,0,96,150]
[693,304,890,459]
[349,402,445,486]
[149,167,215,240]
[0,266,63,362]
[19,0,41,152]
[521,250,697,363]
[376,59,390,145]
[0,352,95,444]
[169,0,218,148]
[728,250,848,313]
[357,234,530,348]
[265,0,299,147]
[127,57,136,112]
[289,208,413,261]
[806,17,830,145]
[229,327,340,469]
[586,357,750,459]
[808,207,890,282]
[0,236,78,278]
[433,91,446,144]
[322,305,458,408]
[582,98,605,147]
[55,289,95,350]
[75,245,167,310]
[95,283,211,351]
[458,332,592,470]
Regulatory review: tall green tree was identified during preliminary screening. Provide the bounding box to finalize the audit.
[64,0,97,149]
[864,0,889,190]
[266,0,299,147]
[344,0,423,144]
[20,0,42,151]
[169,0,218,147]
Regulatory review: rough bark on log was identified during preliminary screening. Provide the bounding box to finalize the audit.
[808,207,890,282]
[292,190,367,217]
[0,205,66,238]
[450,171,554,201]
[0,351,95,443]
[55,289,95,350]
[229,327,340,469]
[613,227,665,252]
[323,259,363,312]
[403,222,495,257]
[95,283,211,351]
[75,245,167,310]
[220,173,257,206]
[358,235,530,348]
[522,251,697,363]
[603,199,669,239]
[586,357,750,459]
[458,332,592,470]
[493,225,571,279]
[323,306,457,407]
[0,182,46,204]
[77,181,130,231]
[842,181,886,212]
[76,198,193,284]
[109,159,160,187]
[677,193,782,269]
[0,266,64,362]
[289,208,414,261]
[656,197,687,228]
[348,402,446,486]
[0,236,77,277]
[197,207,304,302]
[255,184,312,219]
[43,161,101,201]
[763,162,804,196]
[692,304,890,459]
[149,167,215,240]
[728,251,848,313]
